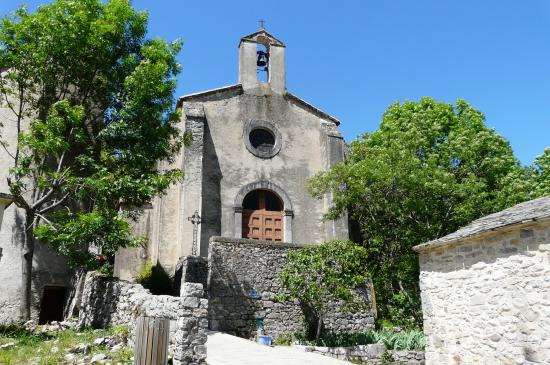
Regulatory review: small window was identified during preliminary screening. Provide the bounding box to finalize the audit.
[249,129,275,153]
[244,120,281,158]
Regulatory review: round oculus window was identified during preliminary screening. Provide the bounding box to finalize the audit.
[249,128,275,153]
[244,120,282,158]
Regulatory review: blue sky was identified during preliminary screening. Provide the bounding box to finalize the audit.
[1,0,548,165]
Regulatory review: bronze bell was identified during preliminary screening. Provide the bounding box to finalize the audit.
[256,50,269,67]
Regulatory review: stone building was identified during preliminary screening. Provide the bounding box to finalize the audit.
[0,100,71,324]
[115,28,348,279]
[414,196,550,365]
[0,28,349,323]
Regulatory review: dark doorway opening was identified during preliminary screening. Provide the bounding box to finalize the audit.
[242,189,284,241]
[38,286,67,324]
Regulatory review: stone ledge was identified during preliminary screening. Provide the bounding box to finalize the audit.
[209,236,306,249]
[292,344,424,364]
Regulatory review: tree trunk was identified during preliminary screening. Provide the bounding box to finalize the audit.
[315,316,323,343]
[398,280,422,326]
[20,212,35,321]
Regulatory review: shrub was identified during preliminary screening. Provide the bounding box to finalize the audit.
[273,335,292,346]
[0,325,49,345]
[278,240,370,341]
[381,350,394,364]
[111,324,130,340]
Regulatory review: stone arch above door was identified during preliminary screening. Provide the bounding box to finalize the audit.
[233,180,293,242]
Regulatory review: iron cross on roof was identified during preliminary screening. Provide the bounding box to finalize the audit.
[259,19,266,30]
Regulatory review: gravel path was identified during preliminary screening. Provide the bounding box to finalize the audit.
[206,332,352,365]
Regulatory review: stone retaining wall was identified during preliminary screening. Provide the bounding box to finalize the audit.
[207,236,375,340]
[78,271,207,365]
[174,255,208,297]
[294,344,425,364]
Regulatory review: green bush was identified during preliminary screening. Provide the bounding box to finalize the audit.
[278,240,370,341]
[381,350,394,364]
[376,329,425,351]
[273,335,292,346]
[0,324,49,345]
[98,262,114,277]
[111,324,130,340]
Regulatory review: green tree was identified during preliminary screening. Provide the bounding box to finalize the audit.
[495,148,550,209]
[528,148,550,197]
[309,98,537,327]
[278,240,370,341]
[0,0,183,320]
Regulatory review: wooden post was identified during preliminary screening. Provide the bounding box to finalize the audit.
[134,316,170,365]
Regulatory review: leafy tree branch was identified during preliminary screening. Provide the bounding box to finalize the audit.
[0,0,184,320]
[309,98,547,327]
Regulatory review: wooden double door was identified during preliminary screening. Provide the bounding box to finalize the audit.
[242,190,284,241]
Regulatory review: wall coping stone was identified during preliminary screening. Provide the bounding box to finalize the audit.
[177,84,243,106]
[209,236,306,249]
[292,344,424,364]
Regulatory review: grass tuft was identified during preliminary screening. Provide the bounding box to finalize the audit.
[0,324,132,365]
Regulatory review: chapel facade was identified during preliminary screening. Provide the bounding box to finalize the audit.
[114,29,349,279]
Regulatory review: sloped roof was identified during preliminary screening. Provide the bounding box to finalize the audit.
[414,195,550,252]
[177,84,243,106]
[177,84,341,126]
[239,29,285,47]
[284,92,341,125]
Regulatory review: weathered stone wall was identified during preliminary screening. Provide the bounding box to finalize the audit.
[294,344,424,365]
[174,255,209,297]
[0,205,72,324]
[78,272,207,365]
[417,219,550,365]
[208,237,375,340]
[115,78,350,281]
[186,87,349,254]
[0,103,71,325]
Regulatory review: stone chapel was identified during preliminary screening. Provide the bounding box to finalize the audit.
[0,29,352,325]
[114,28,349,279]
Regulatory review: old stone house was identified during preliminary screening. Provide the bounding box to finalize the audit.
[114,28,348,280]
[0,28,350,324]
[0,103,71,324]
[415,196,550,365]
